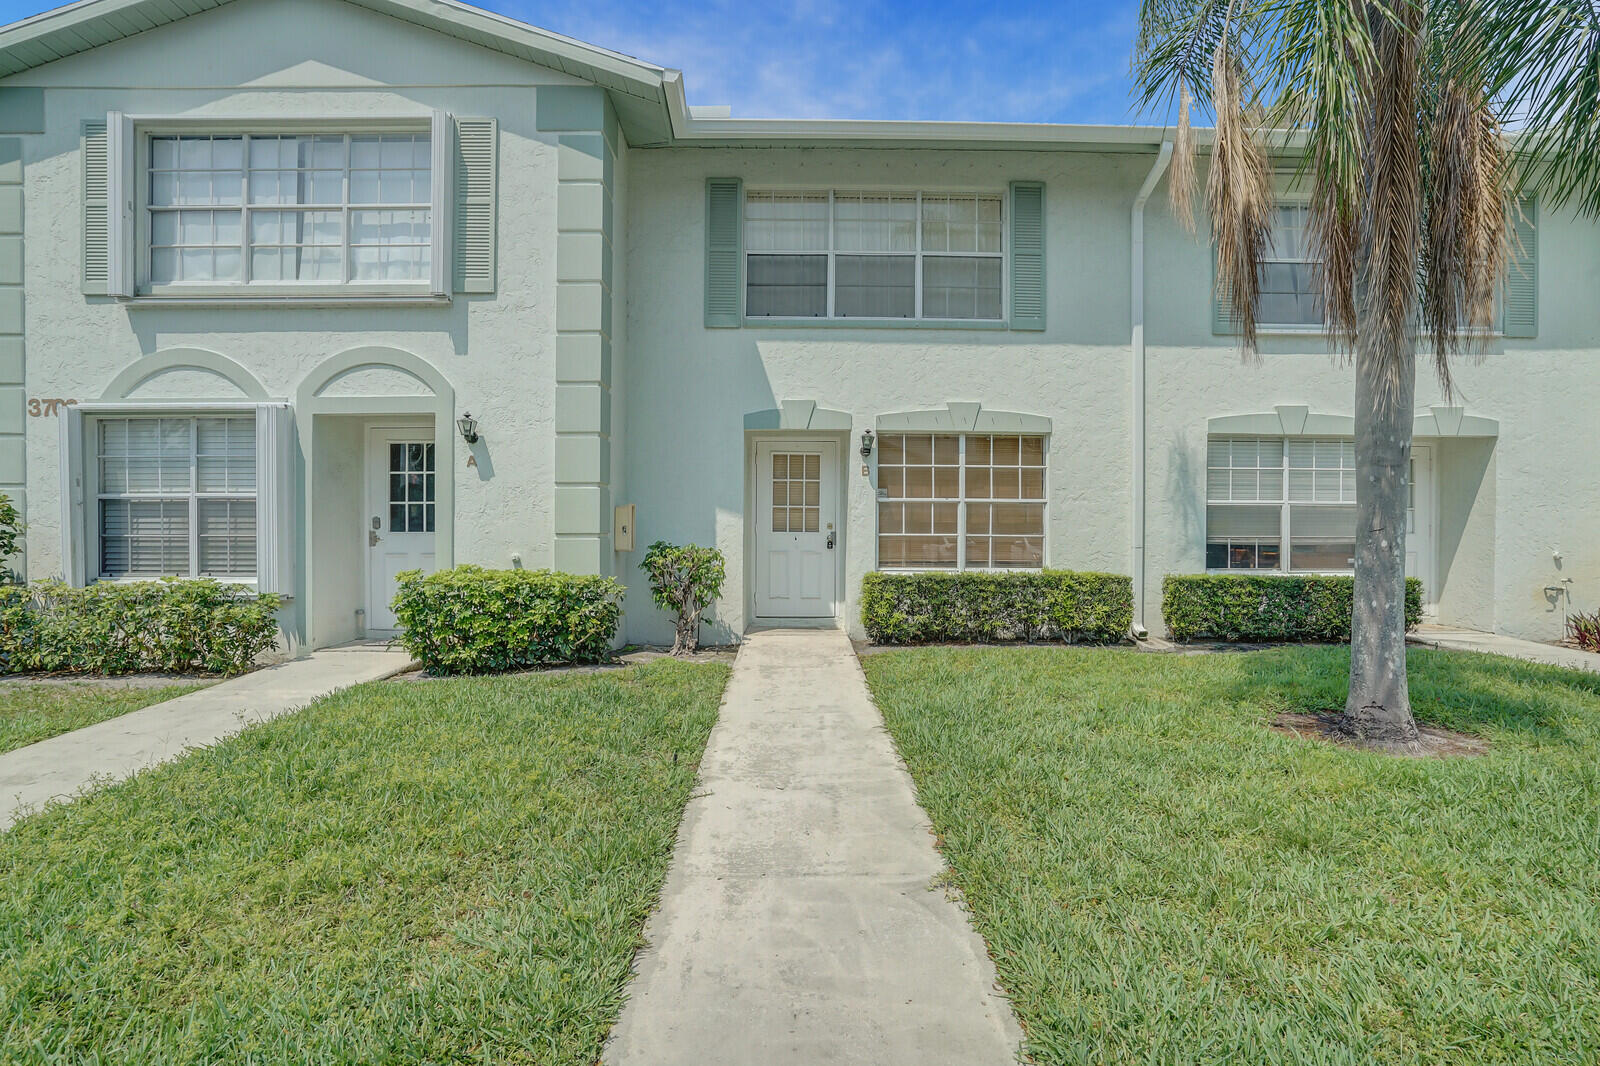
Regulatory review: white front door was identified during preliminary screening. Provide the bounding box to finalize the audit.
[1406,444,1437,611]
[754,441,839,619]
[366,426,437,632]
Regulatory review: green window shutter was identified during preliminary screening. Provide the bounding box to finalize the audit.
[1504,195,1537,338]
[1009,181,1045,330]
[1211,244,1239,335]
[705,177,742,327]
[454,117,497,293]
[82,119,107,295]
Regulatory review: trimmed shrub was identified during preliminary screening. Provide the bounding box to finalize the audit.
[0,578,281,675]
[1162,573,1423,642]
[392,565,623,674]
[860,570,1132,645]
[639,542,726,655]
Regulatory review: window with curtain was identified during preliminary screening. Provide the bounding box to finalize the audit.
[146,132,431,287]
[97,416,257,579]
[745,190,1004,320]
[1206,436,1356,571]
[877,433,1045,569]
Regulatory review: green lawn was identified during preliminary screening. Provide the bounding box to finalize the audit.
[862,646,1600,1066]
[0,659,728,1065]
[0,680,211,754]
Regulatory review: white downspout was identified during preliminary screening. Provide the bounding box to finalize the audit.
[1131,139,1172,639]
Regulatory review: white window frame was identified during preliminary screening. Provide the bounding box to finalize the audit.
[743,188,1007,323]
[875,433,1049,572]
[1205,435,1357,574]
[90,412,259,585]
[113,112,452,301]
[1257,198,1323,331]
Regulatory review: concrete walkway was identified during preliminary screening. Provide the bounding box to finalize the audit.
[0,643,413,829]
[605,628,1023,1066]
[1410,624,1600,674]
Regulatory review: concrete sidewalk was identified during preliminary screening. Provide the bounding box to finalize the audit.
[604,628,1023,1066]
[1410,625,1600,674]
[0,643,413,829]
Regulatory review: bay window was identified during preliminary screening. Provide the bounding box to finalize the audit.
[877,433,1045,569]
[1206,436,1357,571]
[745,190,1004,321]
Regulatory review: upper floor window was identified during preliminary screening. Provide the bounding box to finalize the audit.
[1259,203,1322,327]
[745,190,1004,321]
[145,132,432,289]
[877,433,1045,569]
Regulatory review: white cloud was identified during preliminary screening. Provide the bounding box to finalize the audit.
[491,0,1147,124]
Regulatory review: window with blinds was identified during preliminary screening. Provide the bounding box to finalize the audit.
[877,433,1045,570]
[96,416,257,579]
[1206,436,1357,572]
[745,190,1003,320]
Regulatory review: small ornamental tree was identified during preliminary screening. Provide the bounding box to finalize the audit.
[640,541,726,655]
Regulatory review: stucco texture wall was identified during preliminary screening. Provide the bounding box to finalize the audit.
[7,0,573,647]
[624,145,1600,646]
[621,146,1145,644]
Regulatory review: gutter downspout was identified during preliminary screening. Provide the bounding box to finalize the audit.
[1131,139,1172,640]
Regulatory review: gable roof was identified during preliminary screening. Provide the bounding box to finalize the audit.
[0,0,1178,152]
[0,0,686,141]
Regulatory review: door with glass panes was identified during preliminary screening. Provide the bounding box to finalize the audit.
[754,441,839,619]
[366,426,436,632]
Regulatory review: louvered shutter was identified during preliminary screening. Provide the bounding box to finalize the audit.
[58,405,87,585]
[81,120,108,294]
[1211,245,1238,335]
[1009,181,1045,330]
[453,117,496,293]
[254,403,295,595]
[704,177,742,327]
[1504,195,1537,338]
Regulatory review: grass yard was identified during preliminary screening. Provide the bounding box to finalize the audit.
[0,659,728,1065]
[0,679,211,754]
[862,645,1600,1066]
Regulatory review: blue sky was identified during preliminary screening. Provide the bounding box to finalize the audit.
[0,0,1158,126]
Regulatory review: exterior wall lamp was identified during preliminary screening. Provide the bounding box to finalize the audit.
[457,412,480,445]
[859,429,874,460]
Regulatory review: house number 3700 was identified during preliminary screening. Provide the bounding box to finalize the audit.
[28,398,76,417]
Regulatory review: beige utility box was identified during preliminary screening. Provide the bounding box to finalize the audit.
[614,503,636,551]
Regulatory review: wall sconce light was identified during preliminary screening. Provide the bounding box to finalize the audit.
[457,412,480,445]
[859,429,875,461]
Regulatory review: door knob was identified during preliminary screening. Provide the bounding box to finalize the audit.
[826,531,836,550]
[369,529,381,547]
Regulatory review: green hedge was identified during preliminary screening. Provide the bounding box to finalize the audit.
[1162,574,1423,642]
[392,565,624,674]
[860,570,1132,645]
[0,579,281,675]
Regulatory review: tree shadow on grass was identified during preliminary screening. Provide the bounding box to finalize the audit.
[1208,645,1600,748]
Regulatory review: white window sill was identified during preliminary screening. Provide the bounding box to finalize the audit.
[1203,569,1354,577]
[92,576,287,598]
[874,566,1047,574]
[745,317,1009,331]
[124,287,449,309]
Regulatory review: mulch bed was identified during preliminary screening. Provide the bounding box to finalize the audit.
[1272,711,1488,757]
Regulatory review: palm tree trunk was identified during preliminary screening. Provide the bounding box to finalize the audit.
[1340,270,1421,749]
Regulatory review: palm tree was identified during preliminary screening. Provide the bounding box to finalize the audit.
[1134,0,1600,752]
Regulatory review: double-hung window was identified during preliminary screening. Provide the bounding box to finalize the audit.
[1206,436,1357,571]
[1259,202,1322,327]
[96,416,257,580]
[143,129,436,291]
[877,433,1045,569]
[745,190,1004,321]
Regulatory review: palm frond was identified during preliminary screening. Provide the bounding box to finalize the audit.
[1206,41,1275,355]
[1170,86,1199,232]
